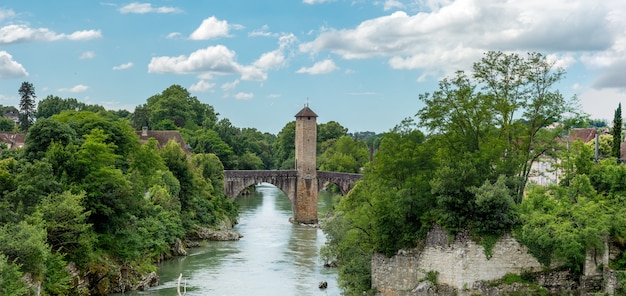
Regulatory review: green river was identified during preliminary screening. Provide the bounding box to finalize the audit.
[115,183,341,296]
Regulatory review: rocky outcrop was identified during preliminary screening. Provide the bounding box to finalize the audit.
[133,271,159,291]
[187,218,243,241]
[171,238,188,256]
[66,262,90,295]
[189,225,243,241]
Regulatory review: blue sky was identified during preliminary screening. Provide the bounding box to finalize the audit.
[1,1,625,134]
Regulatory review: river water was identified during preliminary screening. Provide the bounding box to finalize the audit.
[119,183,340,296]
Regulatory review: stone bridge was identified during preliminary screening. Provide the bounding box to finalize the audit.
[223,170,362,202]
[222,105,363,224]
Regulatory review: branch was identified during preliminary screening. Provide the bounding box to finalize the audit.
[177,274,186,296]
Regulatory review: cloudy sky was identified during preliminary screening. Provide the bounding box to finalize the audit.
[0,0,625,134]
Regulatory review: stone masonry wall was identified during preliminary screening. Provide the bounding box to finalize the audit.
[372,225,543,294]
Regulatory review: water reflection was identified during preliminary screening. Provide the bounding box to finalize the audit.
[112,183,340,296]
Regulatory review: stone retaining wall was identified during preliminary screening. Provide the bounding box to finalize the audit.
[372,225,543,294]
[372,225,616,295]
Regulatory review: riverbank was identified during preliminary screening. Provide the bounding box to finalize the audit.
[108,186,340,296]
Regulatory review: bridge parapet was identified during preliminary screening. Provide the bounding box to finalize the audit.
[223,170,298,200]
[317,171,363,195]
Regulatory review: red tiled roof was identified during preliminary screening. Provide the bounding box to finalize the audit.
[0,132,26,149]
[568,128,597,143]
[294,106,318,118]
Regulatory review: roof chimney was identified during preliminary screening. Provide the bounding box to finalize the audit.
[142,126,148,137]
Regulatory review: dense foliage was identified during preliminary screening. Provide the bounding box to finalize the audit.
[319,51,621,295]
[0,82,378,294]
[0,104,239,295]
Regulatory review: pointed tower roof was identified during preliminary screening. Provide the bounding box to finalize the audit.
[295,105,318,118]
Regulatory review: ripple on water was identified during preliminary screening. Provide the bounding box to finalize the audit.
[111,184,340,296]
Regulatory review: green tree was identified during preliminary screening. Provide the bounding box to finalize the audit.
[128,138,168,190]
[0,219,50,279]
[237,151,264,170]
[516,176,612,273]
[53,110,139,160]
[322,123,437,294]
[18,81,36,132]
[191,153,225,196]
[35,95,92,119]
[473,51,576,201]
[0,116,15,131]
[586,134,613,160]
[318,135,369,173]
[318,121,348,144]
[0,254,28,296]
[35,191,95,266]
[74,129,137,232]
[588,119,608,128]
[5,160,63,218]
[418,51,576,212]
[141,84,215,129]
[273,121,296,169]
[186,129,234,168]
[612,103,623,160]
[24,117,77,161]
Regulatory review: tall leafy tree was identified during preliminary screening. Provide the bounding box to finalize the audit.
[612,103,622,160]
[35,95,104,119]
[318,121,348,144]
[418,51,577,205]
[273,121,296,169]
[318,135,369,173]
[18,81,36,132]
[0,117,15,131]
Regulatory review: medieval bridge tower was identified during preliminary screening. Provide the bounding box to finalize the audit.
[222,105,362,224]
[294,105,319,224]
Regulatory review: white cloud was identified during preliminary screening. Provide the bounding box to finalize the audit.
[67,30,102,40]
[59,84,89,93]
[546,53,576,70]
[234,92,253,100]
[240,65,267,81]
[579,88,626,120]
[148,45,240,74]
[0,51,28,78]
[592,59,626,89]
[0,8,16,22]
[166,32,181,39]
[0,24,102,44]
[189,16,242,40]
[80,51,96,59]
[148,45,266,81]
[190,80,215,92]
[296,59,339,75]
[254,50,286,69]
[112,62,133,70]
[249,25,272,37]
[383,0,405,11]
[253,33,296,70]
[300,0,623,81]
[119,2,182,14]
[222,80,240,91]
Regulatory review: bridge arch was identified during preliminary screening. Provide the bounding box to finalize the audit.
[223,170,298,201]
[316,171,362,196]
[223,170,362,201]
